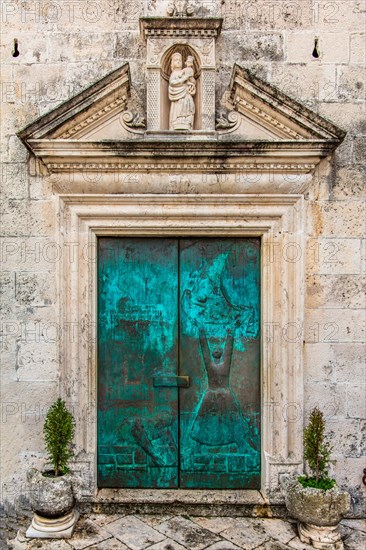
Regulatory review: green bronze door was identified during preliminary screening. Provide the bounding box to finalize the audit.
[98,238,260,489]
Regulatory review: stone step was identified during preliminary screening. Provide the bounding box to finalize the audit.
[78,489,287,518]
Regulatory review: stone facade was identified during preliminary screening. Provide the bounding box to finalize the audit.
[1,0,365,520]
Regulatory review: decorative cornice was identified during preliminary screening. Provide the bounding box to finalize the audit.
[234,97,303,140]
[230,65,346,143]
[59,96,128,139]
[140,17,223,39]
[18,64,131,143]
[28,138,340,157]
[46,161,317,173]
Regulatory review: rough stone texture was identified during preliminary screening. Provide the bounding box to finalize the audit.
[26,469,75,518]
[284,480,351,527]
[5,514,366,550]
[1,0,365,523]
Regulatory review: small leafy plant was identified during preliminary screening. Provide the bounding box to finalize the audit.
[43,398,75,477]
[299,406,336,490]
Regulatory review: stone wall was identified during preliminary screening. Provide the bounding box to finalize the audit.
[1,0,365,517]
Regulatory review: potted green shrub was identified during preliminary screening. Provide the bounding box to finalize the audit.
[26,398,80,539]
[283,407,350,550]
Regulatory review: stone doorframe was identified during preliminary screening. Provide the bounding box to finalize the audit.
[59,192,304,502]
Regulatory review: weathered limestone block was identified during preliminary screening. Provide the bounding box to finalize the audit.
[304,308,365,344]
[350,33,366,63]
[1,163,29,200]
[313,1,366,33]
[305,343,366,387]
[327,419,366,459]
[304,381,346,419]
[333,344,366,383]
[353,136,366,164]
[306,275,365,309]
[16,341,59,382]
[113,32,144,60]
[317,103,366,133]
[0,237,61,271]
[15,272,55,307]
[271,64,337,103]
[332,166,366,200]
[332,138,353,167]
[306,239,363,276]
[48,32,115,63]
[308,201,366,238]
[0,200,55,237]
[218,31,284,63]
[245,0,313,30]
[337,66,366,101]
[0,272,15,315]
[346,385,366,419]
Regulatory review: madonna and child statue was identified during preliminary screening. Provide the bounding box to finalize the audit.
[169,52,196,131]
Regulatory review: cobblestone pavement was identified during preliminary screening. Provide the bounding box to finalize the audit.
[9,515,366,550]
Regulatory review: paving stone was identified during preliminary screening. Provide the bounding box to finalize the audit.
[191,517,239,534]
[259,519,298,544]
[220,518,270,549]
[255,541,292,550]
[69,518,113,549]
[28,542,72,550]
[104,515,165,550]
[8,515,366,550]
[339,523,353,538]
[135,515,173,528]
[155,516,220,550]
[287,535,321,550]
[341,518,366,533]
[204,541,242,550]
[342,529,366,550]
[147,539,187,550]
[86,539,130,550]
[89,513,126,527]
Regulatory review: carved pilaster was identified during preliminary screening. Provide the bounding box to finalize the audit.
[147,69,161,131]
[202,70,216,131]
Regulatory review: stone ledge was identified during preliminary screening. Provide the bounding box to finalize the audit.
[77,489,288,517]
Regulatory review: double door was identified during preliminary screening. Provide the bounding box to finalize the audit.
[97,237,260,489]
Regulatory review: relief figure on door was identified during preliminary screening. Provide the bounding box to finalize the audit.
[117,409,177,467]
[191,328,257,452]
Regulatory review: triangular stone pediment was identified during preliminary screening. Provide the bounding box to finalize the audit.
[19,63,137,144]
[18,60,345,188]
[19,62,344,146]
[223,64,345,142]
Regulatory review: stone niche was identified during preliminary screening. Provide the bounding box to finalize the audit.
[18,12,346,506]
[140,17,222,132]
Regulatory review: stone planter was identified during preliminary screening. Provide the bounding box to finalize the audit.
[283,477,351,550]
[26,468,79,539]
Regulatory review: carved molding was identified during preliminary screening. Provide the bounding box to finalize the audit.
[59,193,305,501]
[46,161,317,173]
[233,97,303,140]
[216,110,240,132]
[120,110,146,134]
[18,63,131,142]
[140,17,223,39]
[230,65,346,142]
[59,96,128,139]
[167,0,195,17]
